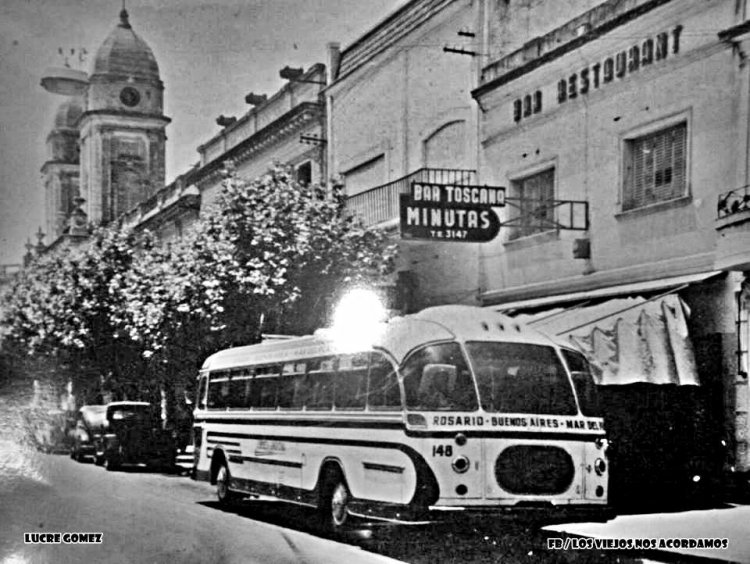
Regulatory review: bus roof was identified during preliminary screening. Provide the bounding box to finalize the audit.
[201,305,556,371]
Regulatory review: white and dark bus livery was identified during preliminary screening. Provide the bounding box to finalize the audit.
[192,305,612,528]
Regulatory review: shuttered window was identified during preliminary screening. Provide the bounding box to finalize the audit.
[623,122,687,211]
[509,168,555,240]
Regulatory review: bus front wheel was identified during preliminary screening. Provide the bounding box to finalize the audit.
[319,470,351,531]
[216,461,236,506]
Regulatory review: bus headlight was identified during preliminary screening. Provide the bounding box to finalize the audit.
[452,455,470,474]
[594,458,607,476]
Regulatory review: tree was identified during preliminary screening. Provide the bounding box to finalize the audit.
[1,164,398,412]
[0,228,145,402]
[118,165,398,362]
[199,164,398,337]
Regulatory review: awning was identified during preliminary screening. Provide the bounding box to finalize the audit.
[491,271,721,312]
[507,294,700,386]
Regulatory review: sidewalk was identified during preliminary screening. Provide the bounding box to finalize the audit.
[544,504,750,563]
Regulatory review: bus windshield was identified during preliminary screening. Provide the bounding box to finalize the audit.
[402,342,478,411]
[466,342,578,415]
[561,348,602,417]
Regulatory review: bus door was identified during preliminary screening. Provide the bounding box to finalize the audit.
[402,343,484,500]
[274,362,308,490]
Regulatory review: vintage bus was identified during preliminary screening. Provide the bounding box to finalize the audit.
[192,305,612,529]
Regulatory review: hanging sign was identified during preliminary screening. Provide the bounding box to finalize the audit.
[400,182,505,242]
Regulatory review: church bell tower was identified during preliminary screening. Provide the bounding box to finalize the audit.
[79,8,170,225]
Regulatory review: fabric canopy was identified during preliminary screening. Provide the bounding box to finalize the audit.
[511,294,699,386]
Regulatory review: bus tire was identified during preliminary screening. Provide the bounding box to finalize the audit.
[319,468,351,532]
[216,461,237,506]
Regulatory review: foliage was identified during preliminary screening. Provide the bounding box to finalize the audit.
[0,164,398,400]
[0,228,145,400]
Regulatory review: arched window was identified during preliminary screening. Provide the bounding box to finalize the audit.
[423,121,467,170]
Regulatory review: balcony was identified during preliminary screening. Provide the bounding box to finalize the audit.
[715,186,750,270]
[344,168,476,227]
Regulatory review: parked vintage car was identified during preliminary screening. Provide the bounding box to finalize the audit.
[93,401,175,471]
[70,405,107,462]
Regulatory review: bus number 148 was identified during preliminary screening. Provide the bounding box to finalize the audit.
[432,445,453,457]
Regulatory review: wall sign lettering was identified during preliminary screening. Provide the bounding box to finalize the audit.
[557,25,683,104]
[509,25,684,123]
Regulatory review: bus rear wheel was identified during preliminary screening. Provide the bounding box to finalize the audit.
[319,470,351,531]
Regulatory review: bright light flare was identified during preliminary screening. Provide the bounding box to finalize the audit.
[328,288,388,351]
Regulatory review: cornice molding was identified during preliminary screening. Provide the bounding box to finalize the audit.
[193,102,322,185]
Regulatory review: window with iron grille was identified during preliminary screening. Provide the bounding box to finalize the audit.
[623,122,687,211]
[508,168,555,240]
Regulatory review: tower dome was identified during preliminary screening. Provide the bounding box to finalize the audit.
[92,9,160,82]
[47,96,84,163]
[53,96,84,130]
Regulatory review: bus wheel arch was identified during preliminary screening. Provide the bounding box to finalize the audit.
[210,449,226,485]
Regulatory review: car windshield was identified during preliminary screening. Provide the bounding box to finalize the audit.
[465,341,578,415]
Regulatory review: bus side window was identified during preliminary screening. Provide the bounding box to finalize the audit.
[227,368,253,409]
[367,352,400,410]
[335,353,368,410]
[306,357,336,410]
[278,362,307,409]
[207,371,230,410]
[249,366,279,409]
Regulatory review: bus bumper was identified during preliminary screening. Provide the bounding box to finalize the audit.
[429,503,616,526]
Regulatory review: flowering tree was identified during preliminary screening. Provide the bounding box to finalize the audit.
[1,165,398,410]
[118,165,398,361]
[198,165,398,338]
[1,228,145,401]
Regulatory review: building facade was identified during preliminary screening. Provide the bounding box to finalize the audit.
[470,0,750,485]
[326,0,481,310]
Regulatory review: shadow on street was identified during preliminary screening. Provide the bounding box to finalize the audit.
[198,499,653,563]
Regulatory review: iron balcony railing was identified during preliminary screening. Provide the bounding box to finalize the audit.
[344,168,477,227]
[717,186,750,220]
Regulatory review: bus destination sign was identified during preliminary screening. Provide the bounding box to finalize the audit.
[400,182,505,242]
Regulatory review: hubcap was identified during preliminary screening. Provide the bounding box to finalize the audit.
[331,482,348,526]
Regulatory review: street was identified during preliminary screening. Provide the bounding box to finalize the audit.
[0,438,712,564]
[0,441,400,564]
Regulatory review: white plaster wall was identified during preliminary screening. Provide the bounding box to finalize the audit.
[484,0,600,62]
[478,0,738,294]
[328,0,480,307]
[330,0,477,181]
